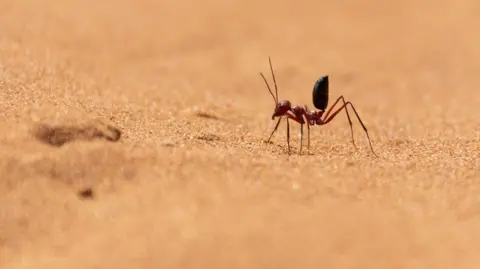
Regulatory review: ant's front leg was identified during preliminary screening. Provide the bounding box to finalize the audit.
[266,117,282,143]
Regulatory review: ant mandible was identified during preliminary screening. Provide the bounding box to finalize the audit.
[260,57,378,157]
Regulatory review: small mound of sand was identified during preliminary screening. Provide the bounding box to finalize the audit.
[32,121,122,147]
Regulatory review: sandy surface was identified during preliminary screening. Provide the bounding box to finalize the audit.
[1,0,480,268]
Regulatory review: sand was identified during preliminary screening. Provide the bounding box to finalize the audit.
[1,0,479,268]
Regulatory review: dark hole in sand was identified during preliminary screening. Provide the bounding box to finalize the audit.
[78,188,94,199]
[32,122,122,147]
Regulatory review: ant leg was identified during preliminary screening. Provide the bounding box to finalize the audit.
[322,102,378,157]
[307,122,310,149]
[286,118,290,154]
[299,123,303,154]
[345,102,377,157]
[323,96,357,149]
[266,117,282,143]
[282,110,306,155]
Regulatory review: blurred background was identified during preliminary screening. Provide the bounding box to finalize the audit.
[2,0,480,138]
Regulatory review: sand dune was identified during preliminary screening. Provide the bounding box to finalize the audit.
[1,0,479,268]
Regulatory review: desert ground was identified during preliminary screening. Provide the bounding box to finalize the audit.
[1,0,480,268]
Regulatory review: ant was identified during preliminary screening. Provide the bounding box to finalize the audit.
[260,57,378,157]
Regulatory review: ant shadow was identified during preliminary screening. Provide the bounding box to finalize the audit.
[263,139,316,156]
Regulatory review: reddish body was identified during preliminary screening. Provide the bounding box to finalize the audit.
[260,57,377,156]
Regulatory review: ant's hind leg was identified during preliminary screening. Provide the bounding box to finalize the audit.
[323,96,357,149]
[322,101,378,157]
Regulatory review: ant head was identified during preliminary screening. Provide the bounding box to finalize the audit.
[272,100,291,119]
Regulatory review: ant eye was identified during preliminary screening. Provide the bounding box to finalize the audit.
[278,101,289,108]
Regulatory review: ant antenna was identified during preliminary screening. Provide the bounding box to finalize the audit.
[268,56,279,102]
[260,72,277,105]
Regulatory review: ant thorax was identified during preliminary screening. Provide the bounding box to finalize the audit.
[291,105,304,116]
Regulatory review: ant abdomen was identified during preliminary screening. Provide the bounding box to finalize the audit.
[313,75,329,111]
